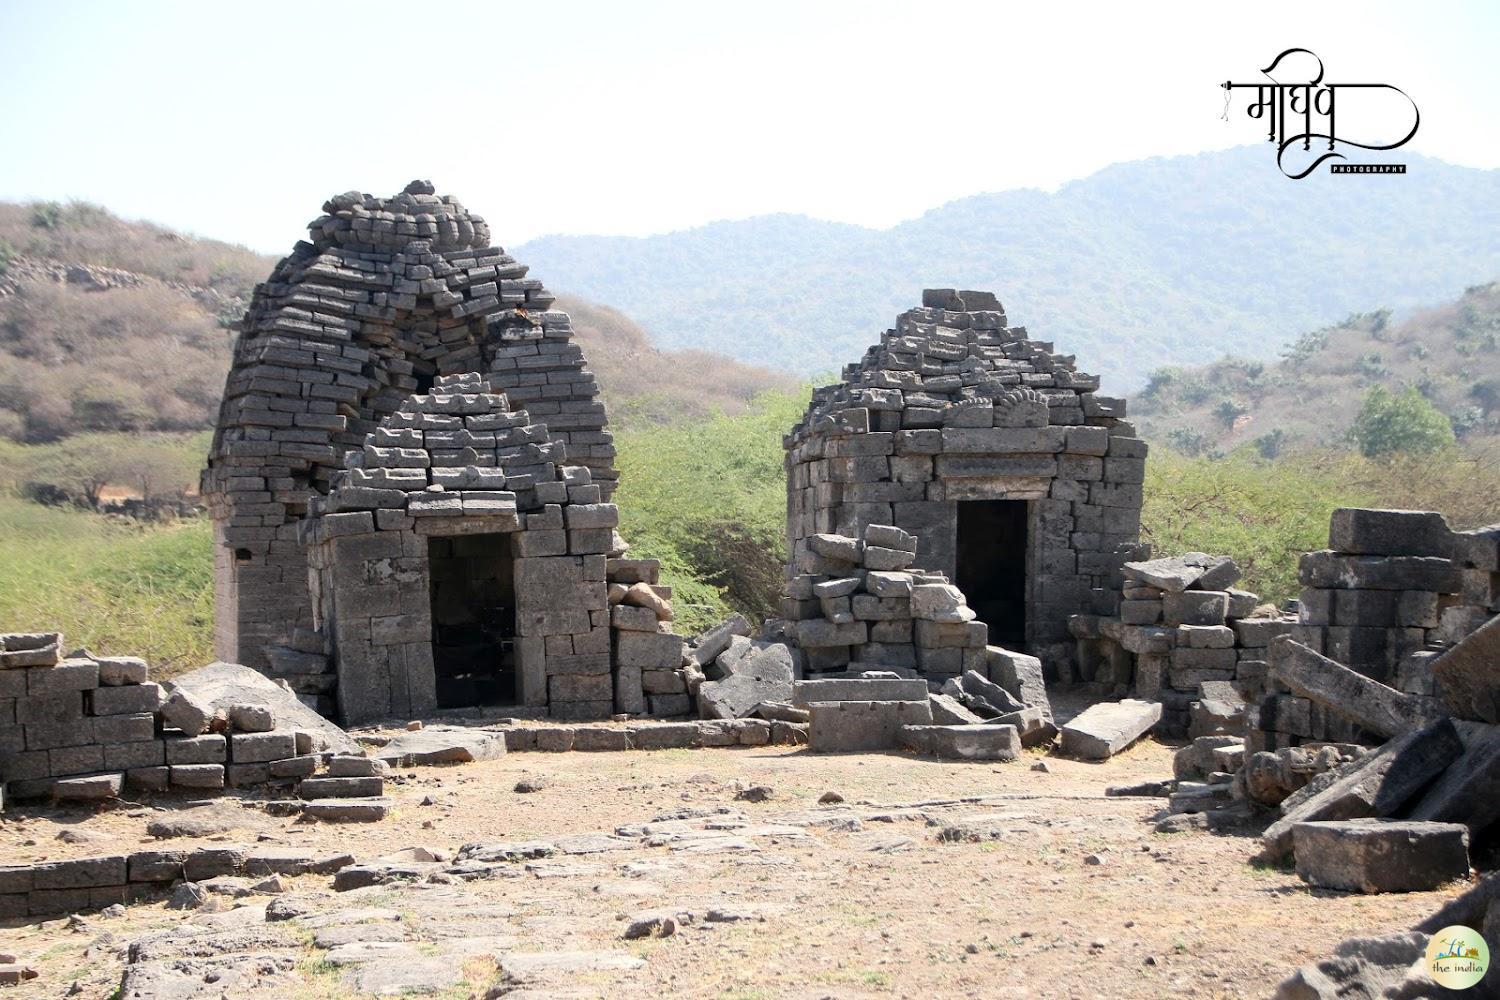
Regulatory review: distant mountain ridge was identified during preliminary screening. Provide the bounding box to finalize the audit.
[517,145,1500,388]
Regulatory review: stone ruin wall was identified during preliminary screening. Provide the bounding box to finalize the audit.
[203,181,616,688]
[783,288,1147,683]
[300,372,687,725]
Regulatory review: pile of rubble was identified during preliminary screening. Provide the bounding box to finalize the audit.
[1071,550,1297,739]
[0,633,366,815]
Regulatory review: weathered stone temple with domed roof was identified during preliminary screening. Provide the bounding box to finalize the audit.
[202,182,682,725]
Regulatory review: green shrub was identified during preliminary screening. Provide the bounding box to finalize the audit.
[1350,385,1456,457]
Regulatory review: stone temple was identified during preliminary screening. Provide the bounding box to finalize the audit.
[203,182,682,724]
[783,288,1148,682]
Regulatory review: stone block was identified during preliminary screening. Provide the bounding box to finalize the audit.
[104,740,166,770]
[615,631,684,670]
[995,707,1057,747]
[1328,508,1454,558]
[52,773,123,800]
[807,700,933,752]
[1431,613,1500,723]
[93,713,154,745]
[793,678,929,705]
[929,693,983,725]
[899,724,1021,760]
[1299,552,1463,592]
[1293,819,1469,893]
[1163,591,1228,626]
[302,798,392,822]
[170,764,225,790]
[159,688,213,736]
[985,646,1052,719]
[300,776,383,798]
[1269,638,1445,739]
[1260,719,1463,862]
[230,731,297,763]
[1059,699,1163,760]
[95,656,149,686]
[165,734,226,765]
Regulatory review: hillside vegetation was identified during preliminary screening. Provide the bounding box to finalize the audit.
[1133,281,1500,455]
[518,146,1500,387]
[0,199,793,445]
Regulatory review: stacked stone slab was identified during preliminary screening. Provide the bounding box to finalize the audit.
[1069,551,1297,738]
[1249,509,1498,750]
[203,181,615,678]
[779,523,991,680]
[0,634,325,802]
[606,559,688,717]
[0,844,355,917]
[784,289,1147,679]
[301,372,649,724]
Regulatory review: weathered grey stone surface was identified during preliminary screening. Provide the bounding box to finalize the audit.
[1270,638,1446,739]
[1274,931,1435,1000]
[985,646,1052,720]
[807,700,933,752]
[1260,719,1464,862]
[898,724,1021,760]
[1431,613,1500,723]
[1328,508,1454,558]
[794,678,929,705]
[374,727,506,765]
[171,662,352,752]
[1292,818,1470,893]
[1058,699,1162,760]
[929,693,983,725]
[994,707,1057,747]
[697,642,795,719]
[1408,721,1500,836]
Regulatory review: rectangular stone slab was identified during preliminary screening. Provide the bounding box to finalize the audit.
[1269,638,1446,739]
[898,724,1021,761]
[1408,721,1500,836]
[1059,699,1163,760]
[1328,508,1454,558]
[1293,818,1469,893]
[793,678,928,705]
[1259,718,1463,863]
[1431,613,1500,723]
[807,700,933,752]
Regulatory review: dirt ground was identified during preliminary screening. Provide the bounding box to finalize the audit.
[0,738,1463,999]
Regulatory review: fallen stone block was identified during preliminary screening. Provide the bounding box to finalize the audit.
[1059,699,1162,760]
[1274,931,1431,1000]
[1260,719,1464,863]
[985,646,1053,721]
[807,700,933,752]
[170,661,352,752]
[1270,637,1446,739]
[898,724,1021,761]
[1121,553,1228,593]
[302,798,392,823]
[159,689,214,737]
[375,727,506,765]
[52,773,123,801]
[697,642,795,719]
[1174,736,1243,781]
[951,670,1025,717]
[1408,721,1500,837]
[994,707,1057,748]
[327,755,387,778]
[686,613,753,669]
[929,693,983,725]
[1431,613,1500,723]
[1293,818,1469,893]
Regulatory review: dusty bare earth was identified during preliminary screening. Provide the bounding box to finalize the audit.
[0,739,1462,999]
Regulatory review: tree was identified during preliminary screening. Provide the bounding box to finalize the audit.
[1350,386,1455,458]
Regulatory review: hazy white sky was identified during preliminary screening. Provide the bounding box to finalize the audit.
[1,0,1495,252]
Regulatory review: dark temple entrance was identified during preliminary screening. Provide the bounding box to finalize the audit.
[955,499,1029,649]
[427,534,517,708]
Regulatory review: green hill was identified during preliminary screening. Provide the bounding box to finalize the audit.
[1133,280,1500,455]
[516,146,1500,388]
[0,200,793,444]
